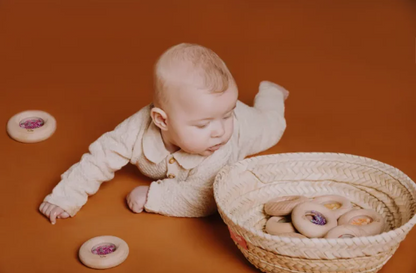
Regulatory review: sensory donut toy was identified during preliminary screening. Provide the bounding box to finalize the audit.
[7,110,56,143]
[312,195,353,219]
[79,235,129,269]
[338,209,385,236]
[291,202,338,238]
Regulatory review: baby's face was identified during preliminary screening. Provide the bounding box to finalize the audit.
[166,83,238,156]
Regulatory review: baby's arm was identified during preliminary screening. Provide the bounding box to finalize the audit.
[141,163,222,217]
[40,106,148,223]
[235,81,288,159]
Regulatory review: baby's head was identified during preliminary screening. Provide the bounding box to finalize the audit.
[151,43,238,156]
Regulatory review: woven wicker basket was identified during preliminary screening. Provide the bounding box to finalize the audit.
[213,153,416,273]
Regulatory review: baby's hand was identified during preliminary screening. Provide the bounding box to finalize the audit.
[126,186,149,213]
[39,202,70,225]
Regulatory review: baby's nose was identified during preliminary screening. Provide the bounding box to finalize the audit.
[211,121,225,138]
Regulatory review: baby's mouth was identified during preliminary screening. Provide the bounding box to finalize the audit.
[207,143,222,151]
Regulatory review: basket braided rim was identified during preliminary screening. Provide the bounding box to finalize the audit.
[214,152,416,246]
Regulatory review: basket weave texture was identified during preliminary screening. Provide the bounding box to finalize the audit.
[213,153,416,273]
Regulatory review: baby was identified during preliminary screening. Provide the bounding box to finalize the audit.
[39,43,289,224]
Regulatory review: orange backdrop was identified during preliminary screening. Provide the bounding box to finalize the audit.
[1,1,415,272]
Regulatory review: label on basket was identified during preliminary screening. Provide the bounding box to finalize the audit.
[228,227,248,250]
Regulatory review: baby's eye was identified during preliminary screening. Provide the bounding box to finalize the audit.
[195,123,209,129]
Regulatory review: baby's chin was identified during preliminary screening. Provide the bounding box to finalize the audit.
[181,147,219,156]
[199,150,215,156]
[184,149,215,157]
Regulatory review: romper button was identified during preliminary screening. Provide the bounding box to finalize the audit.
[168,174,176,179]
[169,158,175,164]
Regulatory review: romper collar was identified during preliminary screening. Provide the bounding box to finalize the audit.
[142,122,206,170]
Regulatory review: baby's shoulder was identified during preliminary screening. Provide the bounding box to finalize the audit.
[129,104,153,122]
[114,103,152,132]
[233,100,254,124]
[234,100,250,114]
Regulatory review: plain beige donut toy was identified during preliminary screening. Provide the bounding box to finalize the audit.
[79,235,129,269]
[338,209,385,236]
[7,110,56,143]
[312,195,353,219]
[291,202,337,238]
[324,225,369,239]
[265,216,296,235]
[264,195,309,216]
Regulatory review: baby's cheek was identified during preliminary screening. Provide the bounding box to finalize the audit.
[222,121,234,142]
[181,130,209,149]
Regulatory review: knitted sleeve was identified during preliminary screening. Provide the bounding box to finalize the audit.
[43,107,148,216]
[143,157,226,217]
[234,81,288,159]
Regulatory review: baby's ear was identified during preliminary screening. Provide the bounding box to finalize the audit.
[150,107,168,131]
